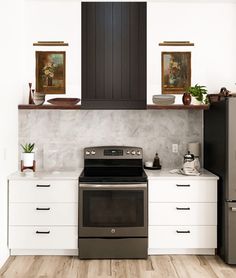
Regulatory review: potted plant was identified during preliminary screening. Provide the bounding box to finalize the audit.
[21,143,35,167]
[187,84,208,105]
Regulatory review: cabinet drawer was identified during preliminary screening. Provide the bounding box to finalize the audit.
[149,180,217,202]
[9,226,78,249]
[9,203,78,226]
[149,226,217,249]
[9,180,78,203]
[149,203,217,226]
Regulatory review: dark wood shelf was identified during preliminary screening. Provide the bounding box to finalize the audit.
[147,104,209,110]
[18,104,209,110]
[18,104,81,110]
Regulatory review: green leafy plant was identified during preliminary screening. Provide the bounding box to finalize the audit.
[21,143,35,153]
[187,84,208,104]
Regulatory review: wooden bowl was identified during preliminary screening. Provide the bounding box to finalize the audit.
[47,98,80,106]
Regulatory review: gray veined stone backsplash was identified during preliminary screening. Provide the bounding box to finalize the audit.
[18,110,203,171]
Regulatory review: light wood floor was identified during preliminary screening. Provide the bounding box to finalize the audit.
[1,255,236,278]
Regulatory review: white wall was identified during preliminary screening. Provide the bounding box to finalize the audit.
[0,0,24,267]
[147,1,236,103]
[24,0,236,104]
[23,0,81,103]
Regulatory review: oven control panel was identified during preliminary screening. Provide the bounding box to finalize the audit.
[84,146,143,159]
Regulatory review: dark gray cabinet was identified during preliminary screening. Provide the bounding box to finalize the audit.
[82,2,146,109]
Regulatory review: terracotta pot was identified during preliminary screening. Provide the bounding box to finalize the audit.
[182,93,191,105]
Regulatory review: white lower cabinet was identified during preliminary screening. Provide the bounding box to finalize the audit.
[9,226,78,250]
[8,177,78,255]
[149,226,216,249]
[148,176,218,255]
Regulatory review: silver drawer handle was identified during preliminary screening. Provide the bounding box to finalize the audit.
[36,231,50,234]
[176,230,190,234]
[36,207,50,211]
[36,184,51,188]
[176,207,190,210]
[176,184,190,187]
[231,207,236,212]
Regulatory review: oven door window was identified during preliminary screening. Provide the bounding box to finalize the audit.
[83,190,144,227]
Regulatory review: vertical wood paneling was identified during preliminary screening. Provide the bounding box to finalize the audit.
[82,3,87,102]
[130,3,139,100]
[105,3,113,100]
[82,2,146,109]
[121,2,130,100]
[95,2,105,99]
[86,2,96,99]
[112,3,122,100]
[138,2,146,101]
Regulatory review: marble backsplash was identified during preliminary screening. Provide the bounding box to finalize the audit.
[18,110,203,171]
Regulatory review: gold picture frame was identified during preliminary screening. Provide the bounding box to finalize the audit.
[36,51,66,94]
[162,52,191,94]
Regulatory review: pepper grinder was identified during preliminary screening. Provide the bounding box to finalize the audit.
[153,153,161,168]
[28,83,34,104]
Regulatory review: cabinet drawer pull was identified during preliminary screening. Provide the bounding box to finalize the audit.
[176,207,190,210]
[231,207,236,212]
[36,184,51,188]
[36,207,50,211]
[176,230,190,234]
[176,184,190,187]
[36,231,50,234]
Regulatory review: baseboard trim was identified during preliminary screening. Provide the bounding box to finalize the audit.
[0,248,10,269]
[10,249,78,256]
[148,248,216,255]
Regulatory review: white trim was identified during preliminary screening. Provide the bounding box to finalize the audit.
[148,248,216,255]
[10,249,78,256]
[0,248,10,268]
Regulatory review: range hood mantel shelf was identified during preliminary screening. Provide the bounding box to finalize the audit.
[18,104,209,110]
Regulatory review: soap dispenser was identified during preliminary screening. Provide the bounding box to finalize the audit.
[153,153,161,169]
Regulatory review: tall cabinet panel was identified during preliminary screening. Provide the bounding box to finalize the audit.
[82,2,146,109]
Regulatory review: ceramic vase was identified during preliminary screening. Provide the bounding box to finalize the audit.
[22,153,35,167]
[182,93,191,105]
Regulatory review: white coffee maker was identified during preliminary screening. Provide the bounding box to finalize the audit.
[187,142,201,171]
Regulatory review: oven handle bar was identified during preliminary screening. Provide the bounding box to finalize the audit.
[79,183,147,188]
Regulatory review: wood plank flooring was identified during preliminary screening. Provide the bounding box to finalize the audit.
[1,255,236,278]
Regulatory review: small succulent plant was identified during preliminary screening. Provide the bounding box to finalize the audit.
[21,143,35,153]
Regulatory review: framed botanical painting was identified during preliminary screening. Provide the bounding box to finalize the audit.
[36,51,66,94]
[162,52,191,94]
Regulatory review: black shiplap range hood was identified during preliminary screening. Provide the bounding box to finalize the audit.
[82,2,147,109]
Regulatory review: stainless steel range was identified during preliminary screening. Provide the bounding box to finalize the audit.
[79,146,148,259]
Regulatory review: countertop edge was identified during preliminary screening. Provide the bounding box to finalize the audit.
[8,168,219,181]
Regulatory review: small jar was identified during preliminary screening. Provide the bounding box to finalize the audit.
[182,92,191,105]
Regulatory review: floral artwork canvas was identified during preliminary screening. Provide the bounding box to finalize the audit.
[162,52,191,94]
[36,51,66,94]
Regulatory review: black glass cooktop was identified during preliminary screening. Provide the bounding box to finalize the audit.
[79,169,147,183]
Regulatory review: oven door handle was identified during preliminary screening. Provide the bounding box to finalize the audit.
[79,183,147,188]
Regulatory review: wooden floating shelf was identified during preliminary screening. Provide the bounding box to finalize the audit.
[18,104,209,110]
[18,104,81,110]
[147,104,209,110]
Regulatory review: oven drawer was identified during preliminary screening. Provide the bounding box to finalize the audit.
[149,203,217,226]
[149,180,217,202]
[9,203,78,226]
[149,226,217,249]
[9,180,78,203]
[9,226,78,249]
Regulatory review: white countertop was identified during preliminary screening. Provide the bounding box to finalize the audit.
[145,168,219,180]
[8,169,83,180]
[8,168,218,181]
